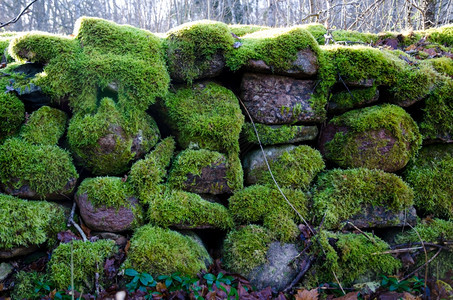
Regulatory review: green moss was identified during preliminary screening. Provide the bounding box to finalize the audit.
[332,30,379,44]
[0,33,16,63]
[0,194,66,249]
[419,77,453,141]
[329,85,378,112]
[223,225,274,274]
[123,225,211,277]
[425,24,453,46]
[0,76,24,141]
[423,57,453,77]
[49,240,116,290]
[242,123,318,145]
[10,17,169,114]
[165,20,234,83]
[67,98,160,175]
[300,23,327,44]
[396,219,453,244]
[225,26,322,72]
[168,148,243,192]
[228,25,270,37]
[229,185,310,242]
[325,104,422,170]
[0,138,78,198]
[404,144,453,218]
[311,231,401,285]
[249,145,325,190]
[147,187,233,230]
[312,168,414,229]
[12,271,48,300]
[128,137,176,201]
[77,177,135,209]
[161,82,244,154]
[20,106,67,145]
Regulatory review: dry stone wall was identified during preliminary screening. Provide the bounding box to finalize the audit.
[0,18,452,295]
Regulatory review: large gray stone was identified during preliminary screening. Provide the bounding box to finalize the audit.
[240,73,325,124]
[247,242,300,292]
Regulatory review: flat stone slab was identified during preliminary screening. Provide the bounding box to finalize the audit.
[343,205,418,229]
[241,73,324,124]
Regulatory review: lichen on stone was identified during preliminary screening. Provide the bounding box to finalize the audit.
[49,239,116,290]
[312,168,414,229]
[20,106,67,146]
[122,225,211,277]
[0,138,78,198]
[0,194,66,250]
[404,144,453,218]
[229,185,310,242]
[223,225,275,274]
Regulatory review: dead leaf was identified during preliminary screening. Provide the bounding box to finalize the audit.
[423,48,438,57]
[405,44,417,51]
[295,288,319,300]
[124,240,131,254]
[80,222,91,238]
[334,291,359,300]
[57,230,81,243]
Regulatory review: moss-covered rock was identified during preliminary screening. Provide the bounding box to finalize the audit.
[166,20,234,83]
[49,240,116,290]
[228,25,270,37]
[128,137,176,201]
[0,73,25,141]
[168,148,243,194]
[319,104,422,172]
[403,144,453,218]
[322,45,438,107]
[223,225,275,274]
[312,168,414,229]
[0,138,78,199]
[20,106,67,145]
[123,225,211,276]
[0,32,17,63]
[147,187,233,230]
[67,98,160,175]
[310,231,401,285]
[423,57,453,77]
[243,145,325,190]
[425,24,453,46]
[419,77,453,142]
[0,194,66,250]
[242,123,318,145]
[229,185,310,242]
[10,17,169,114]
[76,177,144,232]
[160,81,244,154]
[328,85,379,113]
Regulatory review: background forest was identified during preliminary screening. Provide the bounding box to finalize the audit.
[1,0,452,34]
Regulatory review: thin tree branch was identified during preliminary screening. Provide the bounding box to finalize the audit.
[0,0,39,29]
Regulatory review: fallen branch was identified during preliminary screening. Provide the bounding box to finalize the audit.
[67,202,88,242]
[401,248,442,281]
[346,222,378,245]
[283,255,315,293]
[0,0,38,29]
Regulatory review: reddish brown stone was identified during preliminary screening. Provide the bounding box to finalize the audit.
[1,177,77,200]
[76,193,143,232]
[240,73,324,124]
[246,49,318,79]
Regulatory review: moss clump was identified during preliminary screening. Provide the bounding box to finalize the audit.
[128,137,176,201]
[322,45,438,105]
[419,77,453,142]
[312,231,401,285]
[423,57,453,77]
[0,74,25,141]
[0,33,16,63]
[332,30,379,44]
[20,106,67,145]
[161,82,244,154]
[325,104,422,171]
[0,194,66,250]
[312,168,414,229]
[329,85,378,112]
[12,271,48,300]
[147,187,233,230]
[242,123,318,145]
[404,144,453,218]
[425,24,453,46]
[300,23,327,44]
[165,20,234,83]
[248,145,325,190]
[123,225,211,277]
[0,138,78,198]
[225,26,322,72]
[77,177,135,210]
[49,240,116,290]
[223,225,274,274]
[229,185,310,242]
[396,219,453,244]
[10,17,169,114]
[168,148,243,193]
[67,98,159,175]
[228,25,270,37]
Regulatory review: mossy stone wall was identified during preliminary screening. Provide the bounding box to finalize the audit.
[1,18,452,293]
